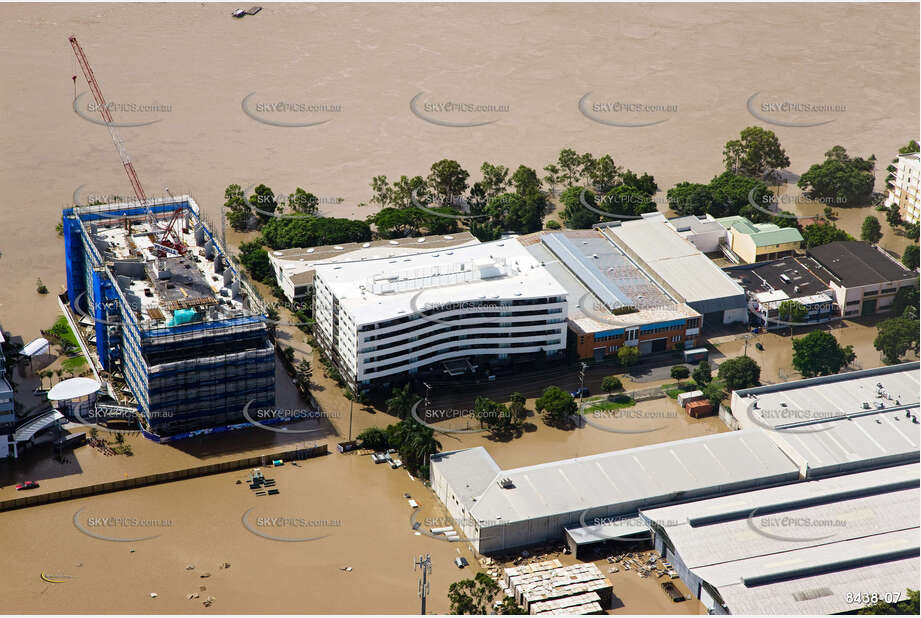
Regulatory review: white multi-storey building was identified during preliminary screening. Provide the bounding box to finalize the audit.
[312,240,568,391]
[886,152,920,225]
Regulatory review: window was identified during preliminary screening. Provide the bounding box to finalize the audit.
[846,300,859,306]
[864,290,878,296]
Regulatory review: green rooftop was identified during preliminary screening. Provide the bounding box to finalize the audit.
[716,215,803,247]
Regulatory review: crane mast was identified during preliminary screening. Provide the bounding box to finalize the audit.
[67,36,157,230]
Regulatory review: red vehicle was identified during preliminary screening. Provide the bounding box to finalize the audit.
[15,481,39,491]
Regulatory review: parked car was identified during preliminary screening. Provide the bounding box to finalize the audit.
[454,557,469,568]
[570,387,590,398]
[16,481,39,491]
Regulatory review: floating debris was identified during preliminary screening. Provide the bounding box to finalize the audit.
[185,565,195,571]
[149,592,158,598]
[200,572,212,578]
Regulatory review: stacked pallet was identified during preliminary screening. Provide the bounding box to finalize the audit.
[503,559,562,586]
[504,563,612,613]
[530,592,603,615]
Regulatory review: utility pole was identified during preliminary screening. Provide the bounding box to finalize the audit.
[414,554,432,615]
[578,362,588,409]
[347,395,354,441]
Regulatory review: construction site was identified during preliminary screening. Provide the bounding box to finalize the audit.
[62,198,275,440]
[59,36,274,441]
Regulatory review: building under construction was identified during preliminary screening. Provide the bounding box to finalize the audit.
[62,197,275,440]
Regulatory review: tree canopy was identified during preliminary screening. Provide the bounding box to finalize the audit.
[792,331,856,377]
[797,146,876,207]
[717,356,761,391]
[723,126,790,177]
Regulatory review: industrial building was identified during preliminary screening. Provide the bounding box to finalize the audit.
[665,214,727,253]
[521,230,702,361]
[598,214,748,325]
[885,151,920,225]
[729,362,920,477]
[806,241,919,317]
[430,431,800,554]
[62,197,275,440]
[642,464,920,615]
[728,255,839,330]
[0,329,14,458]
[312,239,568,392]
[267,232,480,302]
[431,364,919,556]
[715,215,804,264]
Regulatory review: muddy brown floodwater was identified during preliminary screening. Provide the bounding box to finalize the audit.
[0,2,917,614]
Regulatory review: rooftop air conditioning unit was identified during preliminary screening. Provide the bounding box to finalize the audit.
[498,478,514,489]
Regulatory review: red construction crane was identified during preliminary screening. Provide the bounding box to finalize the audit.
[69,35,186,254]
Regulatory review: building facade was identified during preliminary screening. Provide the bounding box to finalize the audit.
[63,198,275,440]
[716,216,804,264]
[807,241,919,318]
[313,240,568,391]
[885,152,920,225]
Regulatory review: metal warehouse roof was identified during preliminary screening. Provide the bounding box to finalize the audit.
[691,529,919,615]
[642,464,920,615]
[601,217,746,306]
[439,431,799,526]
[732,363,920,476]
[642,464,919,568]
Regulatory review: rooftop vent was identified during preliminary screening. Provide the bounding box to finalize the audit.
[497,478,514,489]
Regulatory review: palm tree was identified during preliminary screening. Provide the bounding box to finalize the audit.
[397,419,442,474]
[386,384,419,419]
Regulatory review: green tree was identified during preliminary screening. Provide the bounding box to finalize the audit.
[601,375,623,394]
[667,182,714,217]
[861,216,883,243]
[890,286,919,319]
[620,169,658,196]
[385,384,419,419]
[601,185,657,219]
[391,175,429,209]
[371,207,424,238]
[508,392,527,425]
[249,184,277,223]
[287,187,319,215]
[535,385,577,427]
[587,154,621,193]
[792,331,856,377]
[874,316,920,364]
[886,204,902,228]
[717,356,761,391]
[692,360,712,385]
[448,572,503,615]
[480,162,510,199]
[545,219,561,230]
[224,183,250,231]
[560,186,599,229]
[557,148,582,186]
[543,163,563,195]
[902,245,919,270]
[36,278,48,294]
[356,426,389,451]
[798,146,875,207]
[617,345,640,368]
[473,396,512,433]
[238,241,273,282]
[395,418,441,477]
[261,216,371,249]
[723,126,790,177]
[294,359,312,391]
[369,175,393,208]
[511,165,542,196]
[428,159,470,206]
[778,300,807,325]
[670,365,690,381]
[800,222,854,248]
[701,381,726,406]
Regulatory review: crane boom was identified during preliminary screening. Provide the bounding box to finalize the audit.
[69,35,155,228]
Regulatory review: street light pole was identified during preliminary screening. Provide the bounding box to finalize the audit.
[579,362,588,409]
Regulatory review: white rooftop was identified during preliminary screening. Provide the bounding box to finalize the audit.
[314,239,568,324]
[642,464,920,615]
[47,377,101,400]
[603,215,745,303]
[433,431,799,527]
[732,363,920,475]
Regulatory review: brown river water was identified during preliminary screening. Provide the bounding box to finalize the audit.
[0,2,916,613]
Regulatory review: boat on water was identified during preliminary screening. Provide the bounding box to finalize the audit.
[232,6,262,18]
